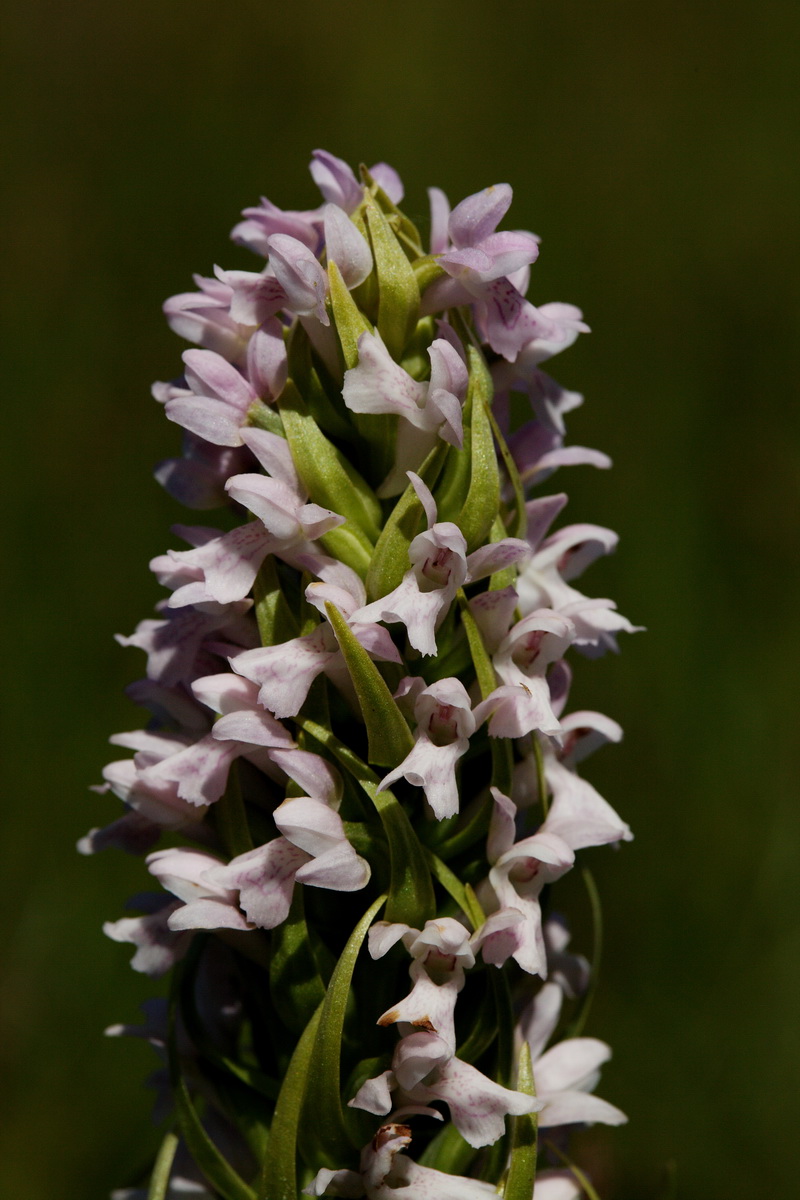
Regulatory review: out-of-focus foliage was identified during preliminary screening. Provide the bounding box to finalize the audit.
[1,2,797,1197]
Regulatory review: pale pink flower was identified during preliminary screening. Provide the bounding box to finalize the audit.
[378,678,476,820]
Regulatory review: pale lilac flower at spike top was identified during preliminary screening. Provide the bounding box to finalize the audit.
[88,149,640,1200]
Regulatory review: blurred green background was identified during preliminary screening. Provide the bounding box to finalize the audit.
[2,1,798,1196]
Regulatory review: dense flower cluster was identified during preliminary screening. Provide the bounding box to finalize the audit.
[85,150,639,1200]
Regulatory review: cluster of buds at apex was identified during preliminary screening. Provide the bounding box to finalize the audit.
[86,148,640,1200]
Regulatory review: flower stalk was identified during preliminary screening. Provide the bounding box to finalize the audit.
[85,150,639,1200]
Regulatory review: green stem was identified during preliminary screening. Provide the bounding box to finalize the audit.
[146,1130,179,1200]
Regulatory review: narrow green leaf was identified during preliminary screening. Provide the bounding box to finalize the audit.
[302,892,388,1162]
[564,867,603,1039]
[167,984,255,1200]
[169,1029,256,1200]
[328,259,373,370]
[364,195,420,359]
[259,1004,322,1200]
[205,1063,271,1161]
[277,379,382,545]
[505,1042,538,1200]
[434,392,473,525]
[294,716,435,928]
[457,346,501,551]
[424,791,492,861]
[457,590,496,700]
[541,1141,602,1200]
[168,951,257,1200]
[325,601,414,768]
[203,1053,279,1102]
[146,1130,179,1200]
[485,400,527,540]
[457,590,513,794]
[365,440,448,601]
[424,850,484,930]
[269,889,328,1034]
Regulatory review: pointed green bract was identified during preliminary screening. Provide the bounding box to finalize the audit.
[169,966,256,1200]
[269,890,328,1034]
[505,1042,538,1200]
[259,1005,322,1200]
[365,441,448,600]
[457,347,501,551]
[364,195,420,360]
[294,717,435,928]
[328,259,373,371]
[301,892,387,1163]
[325,601,414,767]
[277,379,382,545]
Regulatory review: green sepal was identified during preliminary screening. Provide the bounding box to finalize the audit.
[365,440,449,601]
[294,717,435,928]
[277,379,382,544]
[253,556,299,646]
[364,195,420,360]
[301,892,388,1164]
[246,400,285,438]
[269,889,328,1034]
[504,1041,538,1200]
[168,964,256,1200]
[456,346,501,551]
[258,1003,322,1200]
[328,259,373,371]
[325,601,414,768]
[146,1130,179,1200]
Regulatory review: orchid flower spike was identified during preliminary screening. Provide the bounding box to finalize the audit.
[90,149,639,1200]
